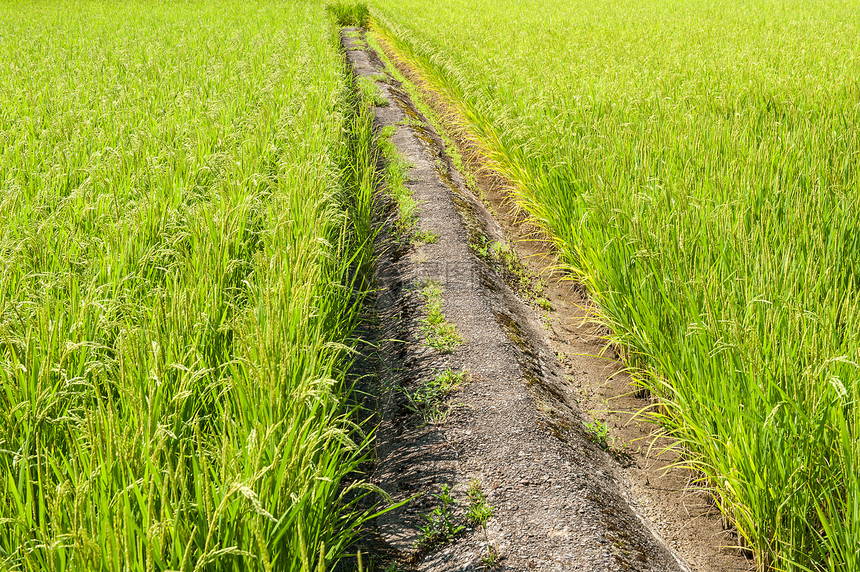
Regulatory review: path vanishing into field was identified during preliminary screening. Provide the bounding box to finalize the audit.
[343,28,754,572]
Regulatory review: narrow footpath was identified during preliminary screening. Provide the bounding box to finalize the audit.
[344,28,753,572]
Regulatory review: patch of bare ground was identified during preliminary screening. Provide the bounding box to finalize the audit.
[344,27,754,572]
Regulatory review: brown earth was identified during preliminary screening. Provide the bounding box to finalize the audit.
[343,27,755,572]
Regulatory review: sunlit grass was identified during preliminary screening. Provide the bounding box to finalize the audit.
[0,1,379,570]
[369,0,860,569]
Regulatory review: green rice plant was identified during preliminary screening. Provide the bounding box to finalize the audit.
[327,2,372,27]
[357,76,389,107]
[368,0,860,568]
[0,2,382,570]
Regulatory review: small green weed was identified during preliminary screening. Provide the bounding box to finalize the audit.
[490,240,515,263]
[413,229,439,244]
[583,419,611,449]
[402,368,467,424]
[471,236,540,298]
[481,544,502,568]
[395,196,419,237]
[420,279,443,302]
[435,368,467,392]
[466,479,501,568]
[466,479,495,526]
[417,485,464,550]
[419,280,464,353]
[377,125,418,237]
[582,419,632,465]
[491,241,531,288]
[472,235,492,259]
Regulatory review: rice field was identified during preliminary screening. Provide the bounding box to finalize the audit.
[0,1,378,570]
[369,0,860,569]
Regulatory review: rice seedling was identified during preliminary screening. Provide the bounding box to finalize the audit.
[0,1,382,570]
[368,0,860,568]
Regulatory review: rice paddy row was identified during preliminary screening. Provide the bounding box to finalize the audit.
[368,0,860,569]
[0,2,379,570]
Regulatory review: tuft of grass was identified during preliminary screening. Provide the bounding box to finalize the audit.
[402,368,467,424]
[419,280,464,353]
[472,236,542,299]
[413,229,439,244]
[466,479,495,527]
[417,484,464,551]
[466,479,500,568]
[481,544,502,568]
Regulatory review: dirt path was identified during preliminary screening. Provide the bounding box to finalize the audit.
[343,28,754,572]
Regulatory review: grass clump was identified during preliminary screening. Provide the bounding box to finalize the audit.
[417,485,464,551]
[466,479,495,527]
[467,479,500,568]
[419,280,464,353]
[472,236,543,299]
[413,229,439,244]
[402,368,467,424]
[415,480,498,563]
